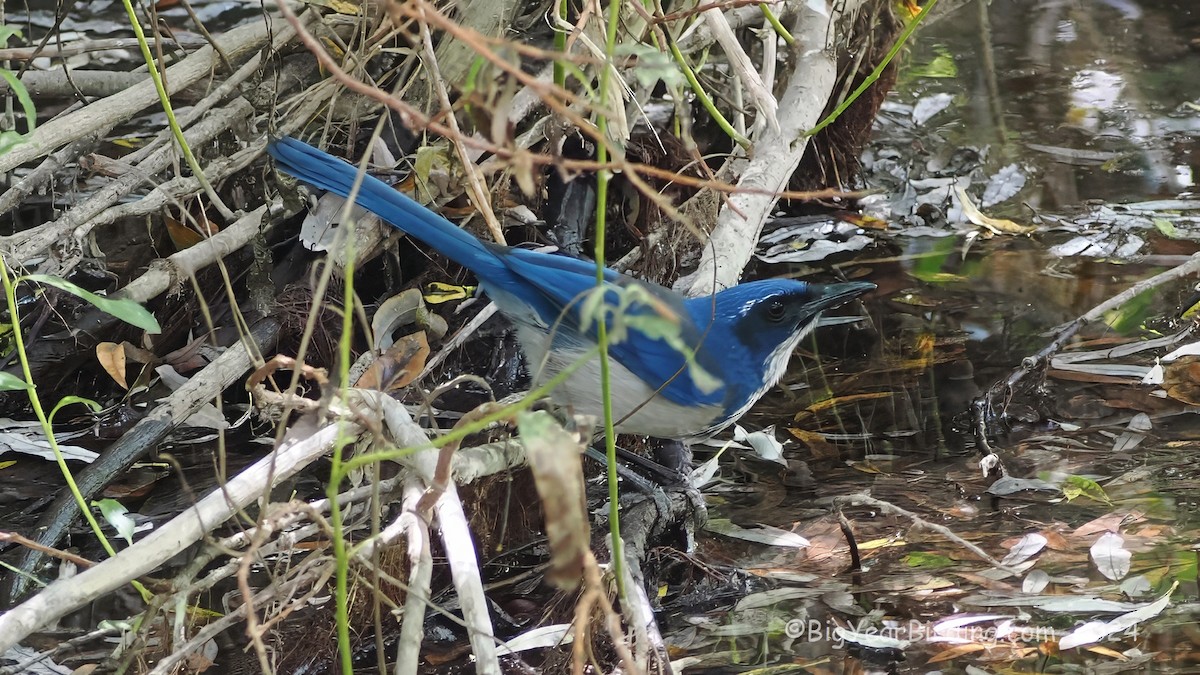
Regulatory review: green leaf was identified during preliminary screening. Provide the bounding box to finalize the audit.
[909,270,967,284]
[1154,218,1179,239]
[908,46,958,78]
[0,68,36,135]
[462,55,487,98]
[1062,475,1111,505]
[0,371,30,391]
[1102,287,1154,335]
[614,44,686,88]
[624,312,721,394]
[578,286,608,335]
[904,552,955,569]
[0,131,26,155]
[910,236,956,280]
[0,26,23,47]
[22,274,161,334]
[557,61,595,98]
[412,146,450,204]
[577,284,722,395]
[50,395,101,422]
[92,498,137,545]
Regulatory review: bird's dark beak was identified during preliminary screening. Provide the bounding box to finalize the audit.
[801,280,875,321]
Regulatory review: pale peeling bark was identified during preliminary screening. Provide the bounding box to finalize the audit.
[683,0,868,296]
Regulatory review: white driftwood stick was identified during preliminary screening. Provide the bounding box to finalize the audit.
[372,391,502,674]
[436,485,501,673]
[0,422,349,653]
[684,0,865,295]
[7,98,255,269]
[702,8,779,133]
[119,204,271,303]
[0,17,277,175]
[394,478,433,675]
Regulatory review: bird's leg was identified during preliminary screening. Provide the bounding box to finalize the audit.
[650,438,692,476]
[582,446,665,495]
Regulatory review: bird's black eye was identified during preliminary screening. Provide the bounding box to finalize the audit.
[766,299,787,322]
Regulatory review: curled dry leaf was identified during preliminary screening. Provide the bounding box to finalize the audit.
[95,342,127,389]
[355,332,430,393]
[517,411,588,590]
[956,187,1036,235]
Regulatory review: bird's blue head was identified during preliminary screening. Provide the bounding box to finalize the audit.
[688,279,874,422]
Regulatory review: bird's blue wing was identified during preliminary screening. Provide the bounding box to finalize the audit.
[493,247,726,407]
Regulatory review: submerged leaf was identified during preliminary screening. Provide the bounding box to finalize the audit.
[1059,582,1176,649]
[1062,475,1111,505]
[956,188,1036,235]
[1089,532,1131,581]
[706,519,809,548]
[1001,533,1048,566]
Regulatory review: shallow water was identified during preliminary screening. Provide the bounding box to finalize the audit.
[686,0,1200,671]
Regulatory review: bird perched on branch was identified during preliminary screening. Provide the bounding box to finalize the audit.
[268,137,873,439]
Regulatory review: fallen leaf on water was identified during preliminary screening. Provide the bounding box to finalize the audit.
[956,187,1036,235]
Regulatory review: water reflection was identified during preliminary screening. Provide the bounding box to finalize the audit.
[909,0,1200,204]
[692,1,1200,670]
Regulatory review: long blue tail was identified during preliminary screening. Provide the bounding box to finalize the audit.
[267,137,508,279]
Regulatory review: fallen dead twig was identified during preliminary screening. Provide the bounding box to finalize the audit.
[0,16,284,176]
[5,98,255,273]
[0,625,123,675]
[0,135,104,217]
[972,252,1200,452]
[832,494,1021,575]
[1,317,282,604]
[0,417,349,651]
[120,203,275,303]
[395,478,434,674]
[146,557,338,675]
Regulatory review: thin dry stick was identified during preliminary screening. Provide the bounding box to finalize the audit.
[571,552,641,675]
[832,494,1021,574]
[974,252,1200,452]
[271,0,854,213]
[414,3,506,245]
[0,532,96,570]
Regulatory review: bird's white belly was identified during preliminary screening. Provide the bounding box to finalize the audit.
[514,324,725,438]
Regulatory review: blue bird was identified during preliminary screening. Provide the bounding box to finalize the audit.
[268,138,873,439]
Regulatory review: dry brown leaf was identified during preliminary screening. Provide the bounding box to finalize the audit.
[164,209,219,251]
[801,391,892,416]
[956,187,1036,235]
[1085,645,1129,659]
[1163,356,1200,405]
[1072,511,1145,538]
[785,427,839,459]
[355,332,430,392]
[1042,529,1072,552]
[519,411,588,589]
[926,643,988,663]
[163,335,209,372]
[96,342,127,389]
[120,340,157,364]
